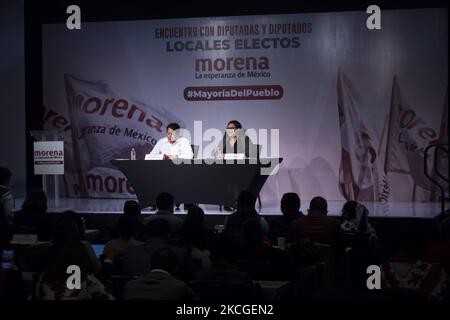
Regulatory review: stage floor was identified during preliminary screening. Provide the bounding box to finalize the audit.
[14,197,445,218]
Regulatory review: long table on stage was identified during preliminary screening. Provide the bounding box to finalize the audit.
[111,158,282,208]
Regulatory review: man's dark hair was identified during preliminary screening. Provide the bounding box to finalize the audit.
[281,192,300,215]
[227,120,242,129]
[150,247,179,274]
[156,192,175,211]
[237,190,256,210]
[145,218,171,240]
[124,200,141,217]
[166,123,180,131]
[309,196,328,213]
[0,167,12,185]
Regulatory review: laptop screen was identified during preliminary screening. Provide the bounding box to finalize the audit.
[1,250,13,269]
[91,244,105,258]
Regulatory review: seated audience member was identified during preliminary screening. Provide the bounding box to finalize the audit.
[0,206,6,261]
[111,200,144,241]
[192,241,263,300]
[35,219,114,300]
[144,192,182,236]
[103,215,144,262]
[314,252,383,301]
[123,200,141,218]
[181,206,211,269]
[0,268,27,300]
[123,247,198,300]
[195,247,252,285]
[122,219,183,276]
[14,188,55,241]
[289,196,340,246]
[0,167,14,226]
[269,192,304,242]
[238,217,294,280]
[14,188,47,227]
[423,217,450,268]
[381,255,449,300]
[208,225,247,265]
[177,206,214,281]
[340,201,378,248]
[0,167,13,256]
[224,190,268,236]
[237,208,271,246]
[60,211,101,274]
[123,200,145,240]
[36,212,54,242]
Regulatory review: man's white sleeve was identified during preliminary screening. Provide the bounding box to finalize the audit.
[145,139,162,159]
[180,138,193,159]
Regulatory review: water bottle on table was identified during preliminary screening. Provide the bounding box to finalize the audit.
[131,148,136,160]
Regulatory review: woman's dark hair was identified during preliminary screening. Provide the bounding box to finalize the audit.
[22,188,48,216]
[341,201,358,221]
[182,206,206,249]
[341,201,368,233]
[227,120,242,129]
[118,215,139,241]
[123,200,141,217]
[52,215,80,250]
[59,211,85,240]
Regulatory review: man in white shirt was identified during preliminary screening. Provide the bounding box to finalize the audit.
[145,123,193,160]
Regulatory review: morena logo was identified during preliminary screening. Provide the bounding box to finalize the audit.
[33,150,64,158]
